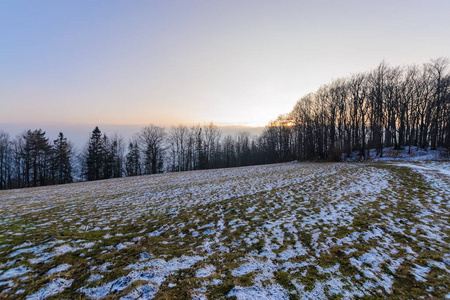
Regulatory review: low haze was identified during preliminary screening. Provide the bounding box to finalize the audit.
[0,122,264,150]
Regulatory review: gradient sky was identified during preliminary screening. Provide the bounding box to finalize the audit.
[1,0,450,129]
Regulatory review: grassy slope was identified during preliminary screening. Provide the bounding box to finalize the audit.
[0,162,449,299]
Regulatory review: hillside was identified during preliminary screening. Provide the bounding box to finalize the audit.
[0,161,449,299]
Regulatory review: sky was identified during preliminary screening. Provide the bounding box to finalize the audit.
[1,0,450,144]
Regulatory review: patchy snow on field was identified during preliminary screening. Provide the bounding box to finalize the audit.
[347,146,448,162]
[26,278,74,300]
[0,161,449,299]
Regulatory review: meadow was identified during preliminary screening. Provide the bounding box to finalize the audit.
[0,161,449,299]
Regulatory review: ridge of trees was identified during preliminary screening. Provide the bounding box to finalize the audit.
[1,58,449,190]
[265,58,450,162]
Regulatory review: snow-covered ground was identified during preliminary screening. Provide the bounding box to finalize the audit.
[346,146,448,162]
[0,161,449,299]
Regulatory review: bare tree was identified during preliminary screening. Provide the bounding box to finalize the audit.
[168,125,189,172]
[139,125,166,174]
[0,131,12,189]
[203,122,221,169]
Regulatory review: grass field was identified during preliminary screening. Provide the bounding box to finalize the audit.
[0,161,449,299]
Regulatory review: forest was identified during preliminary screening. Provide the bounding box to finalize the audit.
[0,58,449,190]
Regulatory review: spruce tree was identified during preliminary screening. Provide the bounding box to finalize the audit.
[53,132,73,184]
[22,129,51,187]
[86,127,104,181]
[126,141,140,176]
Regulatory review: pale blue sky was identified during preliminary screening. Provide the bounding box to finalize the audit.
[1,0,449,129]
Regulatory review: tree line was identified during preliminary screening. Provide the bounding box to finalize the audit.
[0,123,262,189]
[0,130,73,189]
[264,57,450,161]
[1,58,449,190]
